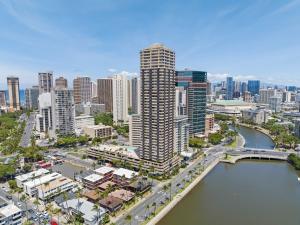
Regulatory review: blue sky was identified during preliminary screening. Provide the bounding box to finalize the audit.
[0,0,300,88]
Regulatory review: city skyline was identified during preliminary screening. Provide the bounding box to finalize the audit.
[1,0,300,88]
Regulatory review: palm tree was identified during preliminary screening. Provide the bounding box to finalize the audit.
[33,197,40,211]
[62,191,70,219]
[146,204,150,218]
[152,202,157,215]
[92,203,101,225]
[167,182,172,201]
[20,194,29,219]
[125,214,132,225]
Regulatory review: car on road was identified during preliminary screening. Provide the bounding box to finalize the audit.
[17,202,22,207]
[6,194,12,199]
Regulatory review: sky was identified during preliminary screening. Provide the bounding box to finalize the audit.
[0,0,300,88]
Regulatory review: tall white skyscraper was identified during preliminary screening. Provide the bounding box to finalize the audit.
[90,81,97,98]
[112,74,128,123]
[52,88,75,136]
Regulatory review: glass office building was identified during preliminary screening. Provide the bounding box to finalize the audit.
[176,70,207,135]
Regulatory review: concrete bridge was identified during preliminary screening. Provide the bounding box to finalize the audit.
[222,149,289,164]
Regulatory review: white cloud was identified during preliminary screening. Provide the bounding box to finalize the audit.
[108,68,117,73]
[207,73,256,82]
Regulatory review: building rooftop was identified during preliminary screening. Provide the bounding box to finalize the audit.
[212,100,251,106]
[110,189,135,202]
[24,172,62,188]
[94,166,115,176]
[99,196,123,209]
[92,145,140,160]
[83,174,104,183]
[16,168,49,182]
[113,168,138,179]
[98,181,116,190]
[84,124,112,129]
[36,176,74,192]
[0,204,21,217]
[61,198,106,222]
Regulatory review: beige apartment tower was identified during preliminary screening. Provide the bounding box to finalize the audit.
[55,77,68,89]
[97,78,113,112]
[140,43,178,172]
[73,77,91,104]
[7,77,20,111]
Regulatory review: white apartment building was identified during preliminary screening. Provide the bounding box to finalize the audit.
[51,88,75,136]
[23,172,62,197]
[0,204,22,225]
[36,92,53,133]
[129,114,141,148]
[75,115,95,129]
[112,74,128,123]
[269,96,282,113]
[16,168,49,188]
[36,176,76,200]
[174,116,189,153]
[83,125,112,138]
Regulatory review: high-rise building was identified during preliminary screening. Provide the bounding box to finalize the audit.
[55,77,68,89]
[259,89,276,104]
[248,80,260,96]
[269,96,282,113]
[176,70,207,135]
[112,74,128,123]
[7,77,20,111]
[243,91,251,102]
[129,114,141,148]
[38,72,53,94]
[174,116,189,153]
[25,86,39,110]
[140,43,176,170]
[282,91,291,103]
[73,77,91,104]
[52,88,75,136]
[130,77,141,115]
[226,77,234,100]
[90,81,97,98]
[175,86,186,116]
[97,79,113,112]
[36,93,53,133]
[241,82,248,94]
[0,91,6,107]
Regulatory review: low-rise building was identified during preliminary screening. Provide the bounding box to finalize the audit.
[0,204,22,225]
[99,196,123,213]
[205,114,215,135]
[23,172,62,197]
[16,168,50,188]
[110,189,135,202]
[209,100,254,116]
[94,166,115,182]
[82,174,105,190]
[241,108,269,124]
[112,168,138,186]
[83,125,112,139]
[87,144,180,174]
[36,176,76,200]
[61,198,106,225]
[75,115,95,129]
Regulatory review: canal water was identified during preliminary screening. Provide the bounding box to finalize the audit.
[157,127,300,225]
[232,125,275,149]
[157,161,300,225]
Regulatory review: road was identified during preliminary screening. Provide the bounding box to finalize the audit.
[20,113,36,148]
[115,146,225,225]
